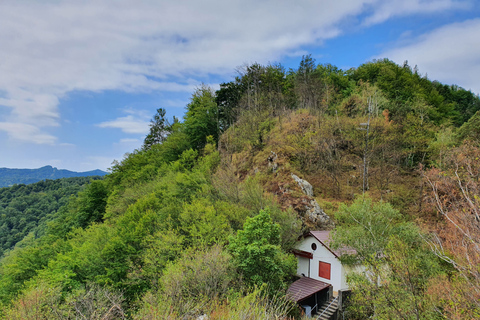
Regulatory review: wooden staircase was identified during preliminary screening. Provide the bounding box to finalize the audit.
[315,296,338,320]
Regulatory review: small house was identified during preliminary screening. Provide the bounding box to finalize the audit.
[287,231,360,317]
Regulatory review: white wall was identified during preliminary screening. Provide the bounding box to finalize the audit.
[297,256,310,277]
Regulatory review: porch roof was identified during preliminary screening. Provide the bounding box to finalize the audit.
[287,277,331,302]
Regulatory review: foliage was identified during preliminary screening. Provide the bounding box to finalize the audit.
[2,282,126,320]
[0,166,106,188]
[455,110,480,144]
[344,238,443,320]
[184,85,219,149]
[332,196,419,265]
[0,177,101,257]
[422,143,480,318]
[143,107,177,150]
[228,209,296,292]
[134,285,297,320]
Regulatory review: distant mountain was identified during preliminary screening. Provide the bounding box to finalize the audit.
[0,165,108,188]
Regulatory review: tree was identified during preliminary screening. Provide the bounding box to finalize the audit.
[456,110,480,144]
[143,108,176,150]
[331,197,419,265]
[344,238,442,320]
[423,143,480,318]
[183,85,219,149]
[227,209,296,292]
[332,198,442,319]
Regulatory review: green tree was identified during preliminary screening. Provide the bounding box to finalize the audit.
[331,197,419,265]
[345,238,442,320]
[184,85,219,149]
[456,110,480,144]
[143,108,177,150]
[227,209,296,292]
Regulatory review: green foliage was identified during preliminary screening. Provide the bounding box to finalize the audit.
[134,284,296,320]
[345,238,443,320]
[2,282,126,320]
[46,179,109,237]
[184,85,219,149]
[228,209,296,292]
[332,197,420,265]
[456,110,480,144]
[179,198,230,247]
[138,230,184,287]
[143,107,177,150]
[161,246,233,304]
[0,177,99,257]
[0,166,106,188]
[351,59,478,125]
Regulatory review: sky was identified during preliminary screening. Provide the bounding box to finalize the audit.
[1,0,479,172]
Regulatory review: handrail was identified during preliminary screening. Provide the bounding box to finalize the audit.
[316,296,338,319]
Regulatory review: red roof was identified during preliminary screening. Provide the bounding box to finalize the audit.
[287,277,331,302]
[308,231,357,258]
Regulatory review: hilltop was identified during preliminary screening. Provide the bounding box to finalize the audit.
[0,165,107,188]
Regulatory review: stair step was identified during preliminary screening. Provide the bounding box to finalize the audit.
[313,298,339,320]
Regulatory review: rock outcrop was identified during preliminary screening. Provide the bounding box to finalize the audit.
[291,174,313,197]
[267,151,278,173]
[291,174,334,229]
[305,199,334,228]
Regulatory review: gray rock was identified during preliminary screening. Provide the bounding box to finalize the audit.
[267,151,278,173]
[305,199,334,228]
[291,174,313,197]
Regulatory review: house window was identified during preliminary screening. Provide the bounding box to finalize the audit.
[318,261,331,280]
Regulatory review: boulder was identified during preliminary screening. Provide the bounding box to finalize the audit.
[305,199,334,228]
[291,174,313,197]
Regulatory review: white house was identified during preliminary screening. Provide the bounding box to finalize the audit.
[292,231,361,293]
[287,231,363,317]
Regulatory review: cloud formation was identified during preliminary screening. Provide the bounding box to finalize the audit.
[97,115,150,134]
[363,0,470,26]
[0,0,470,144]
[378,18,480,94]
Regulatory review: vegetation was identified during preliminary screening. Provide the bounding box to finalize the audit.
[0,166,107,188]
[1,56,480,319]
[0,177,103,257]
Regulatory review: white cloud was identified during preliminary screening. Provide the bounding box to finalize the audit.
[363,0,469,26]
[119,138,141,144]
[97,115,149,134]
[378,18,480,94]
[0,122,56,144]
[59,142,76,147]
[0,0,470,144]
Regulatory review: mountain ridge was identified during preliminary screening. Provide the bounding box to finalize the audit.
[0,165,108,188]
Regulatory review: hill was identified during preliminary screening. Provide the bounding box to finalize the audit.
[0,57,479,319]
[0,165,107,188]
[0,176,104,257]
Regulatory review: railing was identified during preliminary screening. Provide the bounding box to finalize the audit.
[316,296,338,319]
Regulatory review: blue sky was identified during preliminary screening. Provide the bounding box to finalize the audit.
[1,0,479,172]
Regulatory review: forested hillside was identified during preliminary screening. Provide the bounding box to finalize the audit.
[0,177,104,258]
[0,166,107,188]
[0,57,479,319]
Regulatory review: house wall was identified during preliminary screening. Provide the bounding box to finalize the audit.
[295,237,348,292]
[297,256,310,277]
